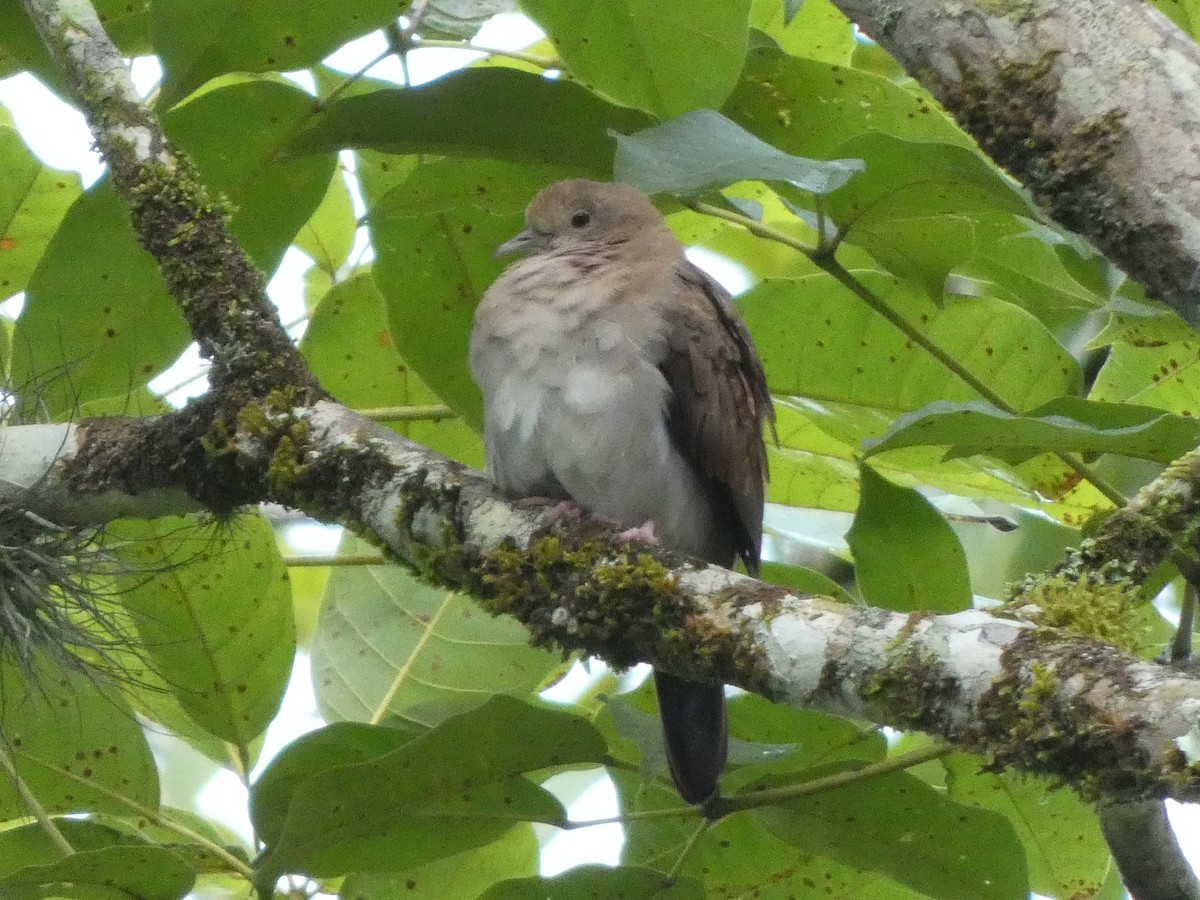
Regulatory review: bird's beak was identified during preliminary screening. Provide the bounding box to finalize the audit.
[494,227,546,258]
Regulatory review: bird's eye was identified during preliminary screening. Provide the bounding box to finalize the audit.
[570,210,591,228]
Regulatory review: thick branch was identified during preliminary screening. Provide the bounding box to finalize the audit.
[831,0,1200,325]
[6,404,1196,804]
[20,0,322,398]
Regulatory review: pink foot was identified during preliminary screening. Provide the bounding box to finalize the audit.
[617,519,659,545]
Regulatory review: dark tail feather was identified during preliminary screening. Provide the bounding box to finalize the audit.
[654,669,728,805]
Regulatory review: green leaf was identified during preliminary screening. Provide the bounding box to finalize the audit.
[847,464,972,612]
[292,68,650,175]
[164,79,337,274]
[250,721,421,847]
[366,155,578,427]
[151,0,416,108]
[672,813,930,899]
[724,48,975,160]
[299,273,484,466]
[739,273,1081,413]
[759,560,852,602]
[1090,339,1200,415]
[254,696,607,880]
[0,653,159,818]
[866,397,1200,464]
[343,824,540,898]
[749,0,854,63]
[612,109,862,196]
[0,846,194,900]
[0,126,81,299]
[310,535,560,726]
[0,820,153,875]
[823,134,1035,297]
[479,865,703,899]
[110,514,295,753]
[753,765,1029,899]
[942,754,1113,899]
[520,0,753,118]
[293,167,356,277]
[10,181,190,417]
[1150,0,1200,38]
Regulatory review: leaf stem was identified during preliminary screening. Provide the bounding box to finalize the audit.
[412,38,560,70]
[709,742,953,816]
[666,819,708,882]
[0,742,75,857]
[9,748,254,878]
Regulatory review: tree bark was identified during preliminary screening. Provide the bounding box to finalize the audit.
[832,0,1200,326]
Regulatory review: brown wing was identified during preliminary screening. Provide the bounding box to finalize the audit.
[660,261,774,575]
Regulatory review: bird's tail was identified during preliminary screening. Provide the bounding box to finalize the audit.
[654,669,728,805]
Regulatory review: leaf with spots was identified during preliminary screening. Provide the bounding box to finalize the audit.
[865,397,1200,464]
[0,653,159,819]
[521,0,754,118]
[365,154,580,428]
[109,514,295,757]
[479,865,703,899]
[751,763,1029,899]
[0,845,195,900]
[942,754,1114,899]
[310,534,562,728]
[253,695,607,882]
[9,181,191,418]
[151,0,416,108]
[343,824,540,898]
[1090,339,1200,416]
[300,272,484,466]
[0,125,80,301]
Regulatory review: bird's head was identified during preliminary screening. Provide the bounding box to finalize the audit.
[495,179,669,258]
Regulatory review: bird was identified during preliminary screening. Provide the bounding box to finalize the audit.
[469,179,773,804]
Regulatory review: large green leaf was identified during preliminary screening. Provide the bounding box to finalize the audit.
[1090,339,1200,415]
[740,273,1081,412]
[292,68,650,175]
[365,154,578,427]
[253,696,607,880]
[0,653,159,818]
[344,824,541,898]
[521,0,753,118]
[0,846,194,900]
[310,535,560,726]
[164,79,337,275]
[942,754,1114,899]
[724,48,975,160]
[752,764,1029,899]
[866,397,1200,464]
[749,0,854,64]
[110,515,294,754]
[612,109,862,196]
[847,463,972,613]
[250,721,421,846]
[0,126,80,300]
[765,399,1103,522]
[151,0,414,107]
[480,865,703,899]
[10,181,190,416]
[299,272,484,466]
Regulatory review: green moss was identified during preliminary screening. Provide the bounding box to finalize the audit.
[1012,573,1144,653]
[862,644,960,733]
[975,633,1189,799]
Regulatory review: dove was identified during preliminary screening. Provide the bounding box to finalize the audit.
[469,179,772,803]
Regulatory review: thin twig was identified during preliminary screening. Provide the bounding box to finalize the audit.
[412,37,560,69]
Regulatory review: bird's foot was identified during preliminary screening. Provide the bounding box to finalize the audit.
[616,519,659,545]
